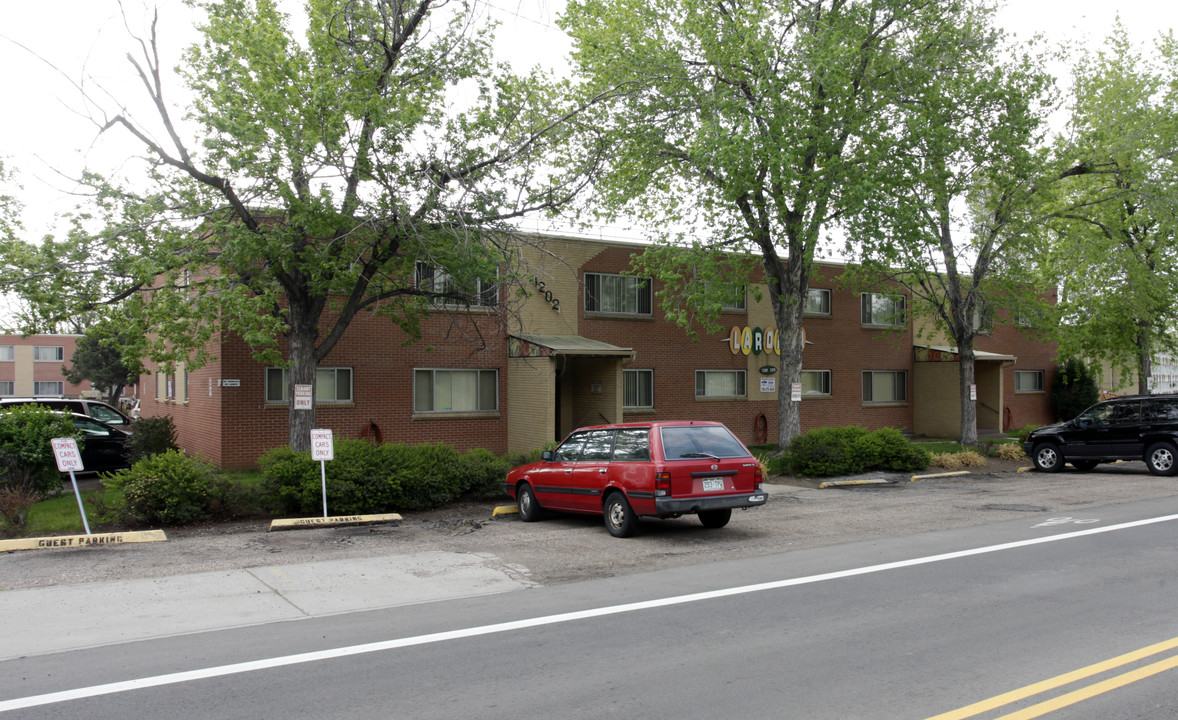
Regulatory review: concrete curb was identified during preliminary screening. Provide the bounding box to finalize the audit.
[818,478,895,489]
[909,470,972,482]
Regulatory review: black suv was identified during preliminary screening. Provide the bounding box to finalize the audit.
[0,397,134,429]
[1024,394,1178,475]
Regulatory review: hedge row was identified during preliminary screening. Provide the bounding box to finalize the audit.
[772,426,931,477]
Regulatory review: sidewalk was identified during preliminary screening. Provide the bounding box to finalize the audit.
[0,550,535,661]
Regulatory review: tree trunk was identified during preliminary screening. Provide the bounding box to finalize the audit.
[286,301,321,452]
[957,343,978,446]
[1137,321,1153,395]
[762,252,808,448]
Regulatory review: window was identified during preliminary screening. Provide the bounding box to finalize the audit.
[862,371,907,403]
[34,381,64,396]
[0,381,12,396]
[861,293,906,327]
[584,272,652,316]
[612,428,651,461]
[33,346,64,362]
[805,289,831,316]
[0,346,13,361]
[623,369,654,409]
[695,370,746,398]
[580,430,615,461]
[266,367,354,403]
[415,261,498,308]
[414,369,498,413]
[800,370,831,396]
[721,286,747,311]
[970,301,993,335]
[1015,370,1044,392]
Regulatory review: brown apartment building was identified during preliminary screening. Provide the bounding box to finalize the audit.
[0,334,97,398]
[135,235,1058,469]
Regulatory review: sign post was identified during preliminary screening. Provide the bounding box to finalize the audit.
[310,429,334,518]
[51,437,91,535]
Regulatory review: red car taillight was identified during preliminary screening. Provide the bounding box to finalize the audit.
[655,471,672,497]
[754,465,763,491]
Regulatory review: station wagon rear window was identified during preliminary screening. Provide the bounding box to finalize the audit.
[659,425,749,460]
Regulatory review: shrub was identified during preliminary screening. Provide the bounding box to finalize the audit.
[259,439,404,516]
[125,415,179,463]
[1052,358,1099,422]
[784,426,930,477]
[994,443,1028,462]
[931,451,987,469]
[102,450,217,525]
[385,443,462,511]
[0,405,78,498]
[452,448,511,500]
[785,426,871,477]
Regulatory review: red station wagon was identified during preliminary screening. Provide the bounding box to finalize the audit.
[505,420,768,537]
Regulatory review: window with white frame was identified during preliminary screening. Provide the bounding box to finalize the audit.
[0,381,12,396]
[0,346,13,361]
[584,272,652,316]
[266,367,354,403]
[33,346,64,362]
[860,293,906,327]
[970,299,993,334]
[801,369,831,396]
[1015,370,1045,392]
[34,381,64,396]
[695,370,746,398]
[414,261,498,308]
[414,368,498,413]
[623,369,654,409]
[862,370,907,403]
[805,289,831,316]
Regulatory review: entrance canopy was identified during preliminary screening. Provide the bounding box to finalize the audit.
[508,334,634,359]
[915,345,1016,363]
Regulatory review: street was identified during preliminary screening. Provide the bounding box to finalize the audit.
[4,485,1178,718]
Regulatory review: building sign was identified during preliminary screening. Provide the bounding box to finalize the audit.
[760,377,776,393]
[728,326,805,356]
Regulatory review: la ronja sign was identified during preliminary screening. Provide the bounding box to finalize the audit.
[728,326,780,356]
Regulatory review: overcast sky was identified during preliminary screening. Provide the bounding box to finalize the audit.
[1,0,1174,242]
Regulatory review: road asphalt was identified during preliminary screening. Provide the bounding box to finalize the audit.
[3,462,1176,662]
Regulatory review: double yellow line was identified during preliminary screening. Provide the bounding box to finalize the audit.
[926,635,1178,719]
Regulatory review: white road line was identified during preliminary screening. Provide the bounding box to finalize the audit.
[5,512,1178,713]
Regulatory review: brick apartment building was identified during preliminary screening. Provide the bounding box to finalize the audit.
[137,235,1058,469]
[0,334,98,398]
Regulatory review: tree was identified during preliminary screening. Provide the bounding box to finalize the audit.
[63,324,144,405]
[1044,25,1178,394]
[840,21,1056,444]
[560,0,1008,447]
[2,0,608,450]
[1050,357,1099,422]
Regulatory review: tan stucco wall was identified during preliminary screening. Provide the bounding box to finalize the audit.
[507,357,556,453]
[513,236,609,337]
[567,357,624,430]
[914,362,961,437]
[976,362,1003,431]
[13,345,33,394]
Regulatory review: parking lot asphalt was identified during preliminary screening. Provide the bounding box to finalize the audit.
[3,462,1176,659]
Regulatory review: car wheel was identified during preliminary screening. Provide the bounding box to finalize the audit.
[1032,443,1063,473]
[1071,460,1099,471]
[698,508,732,529]
[1146,442,1178,477]
[516,483,542,522]
[603,492,638,538]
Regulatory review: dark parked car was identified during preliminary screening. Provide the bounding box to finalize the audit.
[505,420,768,537]
[62,413,132,473]
[1024,394,1178,476]
[0,397,134,429]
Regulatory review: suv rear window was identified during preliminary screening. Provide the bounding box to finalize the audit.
[660,425,749,460]
[1150,398,1178,422]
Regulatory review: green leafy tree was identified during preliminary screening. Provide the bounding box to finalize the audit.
[63,324,144,405]
[560,0,1009,446]
[1044,25,1178,393]
[3,0,608,450]
[841,20,1056,444]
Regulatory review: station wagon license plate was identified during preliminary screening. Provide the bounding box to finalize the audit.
[701,477,725,492]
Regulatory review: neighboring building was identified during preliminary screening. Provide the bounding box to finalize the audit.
[0,334,97,398]
[138,235,1059,469]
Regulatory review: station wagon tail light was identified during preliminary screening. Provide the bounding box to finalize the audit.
[754,465,763,491]
[655,472,672,497]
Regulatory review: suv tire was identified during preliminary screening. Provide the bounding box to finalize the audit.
[1032,443,1064,473]
[1146,442,1178,477]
